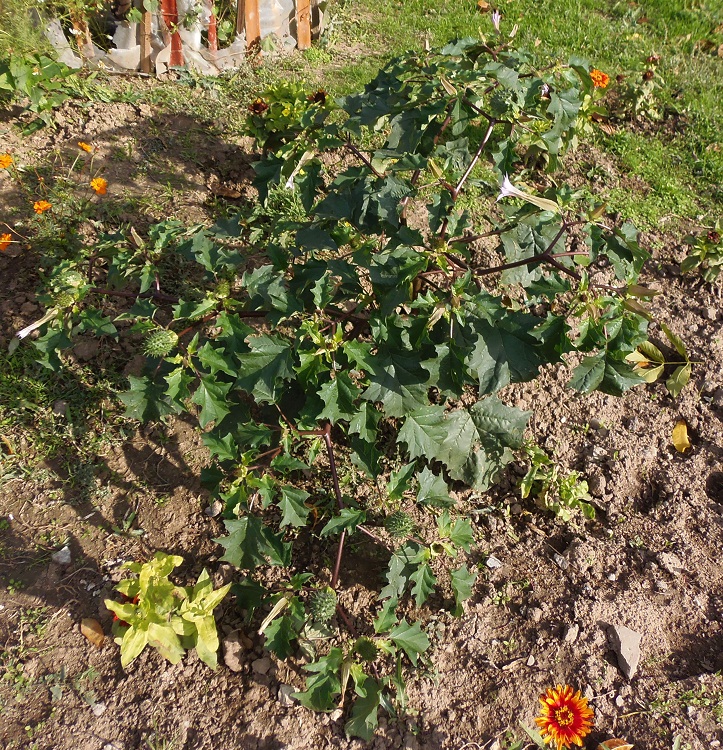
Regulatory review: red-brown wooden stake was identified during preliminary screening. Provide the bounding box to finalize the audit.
[206,0,218,52]
[161,0,184,67]
[296,0,311,50]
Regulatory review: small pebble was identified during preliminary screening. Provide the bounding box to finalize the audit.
[91,702,106,717]
[51,546,71,567]
[553,553,569,571]
[526,654,535,667]
[205,500,223,518]
[563,623,580,643]
[278,684,296,707]
[252,656,271,675]
[486,556,503,569]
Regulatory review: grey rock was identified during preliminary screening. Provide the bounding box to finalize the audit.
[485,556,502,569]
[278,684,296,707]
[91,702,106,716]
[659,552,684,576]
[251,656,271,675]
[705,307,718,321]
[526,654,535,667]
[529,607,543,623]
[222,632,246,672]
[609,624,642,679]
[615,694,625,708]
[205,500,223,518]
[564,623,580,643]
[51,546,71,566]
[552,552,569,571]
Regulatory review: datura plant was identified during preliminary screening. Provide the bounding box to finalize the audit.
[17,23,682,739]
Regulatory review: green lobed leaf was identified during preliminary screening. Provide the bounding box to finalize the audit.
[192,376,232,428]
[278,486,311,528]
[215,515,292,569]
[388,620,430,666]
[317,372,361,424]
[450,564,477,616]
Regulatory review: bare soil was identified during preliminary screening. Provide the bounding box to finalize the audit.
[1,89,722,750]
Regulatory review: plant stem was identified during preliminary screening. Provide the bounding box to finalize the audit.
[452,118,497,199]
[323,423,347,590]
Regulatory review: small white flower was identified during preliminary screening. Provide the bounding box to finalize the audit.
[496,175,560,213]
[492,10,501,32]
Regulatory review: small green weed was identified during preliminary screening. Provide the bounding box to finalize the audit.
[519,444,595,522]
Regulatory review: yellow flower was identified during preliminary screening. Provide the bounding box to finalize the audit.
[33,200,52,214]
[90,177,108,195]
[535,685,594,750]
[0,153,13,169]
[590,69,610,89]
[78,141,93,153]
[0,233,12,251]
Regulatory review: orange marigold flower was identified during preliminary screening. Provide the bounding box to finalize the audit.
[0,153,13,169]
[590,69,610,88]
[90,177,108,195]
[34,200,52,214]
[0,233,12,251]
[78,141,93,153]
[535,685,594,750]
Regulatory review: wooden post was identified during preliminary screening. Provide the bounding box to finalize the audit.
[207,7,218,52]
[244,0,260,53]
[140,10,152,72]
[161,0,184,67]
[296,0,311,50]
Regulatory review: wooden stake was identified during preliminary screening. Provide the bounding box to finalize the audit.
[296,0,311,50]
[240,0,260,53]
[140,10,152,73]
[161,0,184,67]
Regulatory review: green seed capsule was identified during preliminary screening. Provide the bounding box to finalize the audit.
[309,587,337,624]
[143,329,178,357]
[354,637,379,662]
[384,510,415,539]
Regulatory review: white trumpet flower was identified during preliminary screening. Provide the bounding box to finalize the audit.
[16,309,58,340]
[496,175,560,213]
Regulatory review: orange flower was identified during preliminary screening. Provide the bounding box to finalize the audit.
[535,685,594,750]
[78,141,93,153]
[590,69,610,89]
[0,233,11,251]
[34,200,52,214]
[0,153,12,169]
[90,177,108,195]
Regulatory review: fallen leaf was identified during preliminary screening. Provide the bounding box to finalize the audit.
[598,741,634,750]
[598,122,617,135]
[672,420,691,453]
[81,618,105,649]
[477,0,490,12]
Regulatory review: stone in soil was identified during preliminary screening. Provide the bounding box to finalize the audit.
[222,632,246,672]
[608,624,642,679]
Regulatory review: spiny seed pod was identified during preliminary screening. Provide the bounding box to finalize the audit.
[143,329,178,357]
[53,291,76,309]
[309,587,337,624]
[354,637,379,662]
[384,510,415,539]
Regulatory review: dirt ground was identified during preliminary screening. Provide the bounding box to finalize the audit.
[1,85,722,750]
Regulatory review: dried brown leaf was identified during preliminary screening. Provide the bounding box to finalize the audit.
[598,741,634,750]
[80,618,105,649]
[672,420,691,453]
[477,0,491,12]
